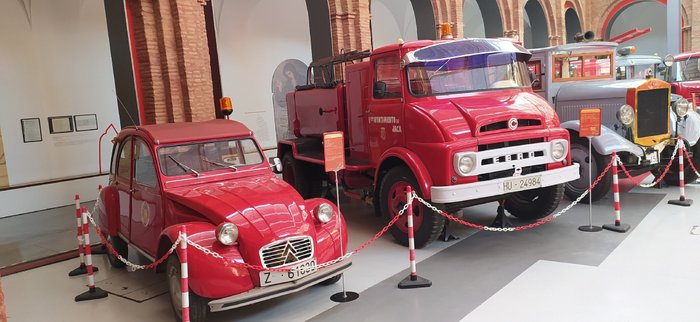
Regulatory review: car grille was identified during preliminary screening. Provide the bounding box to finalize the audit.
[260,236,313,268]
[636,88,669,138]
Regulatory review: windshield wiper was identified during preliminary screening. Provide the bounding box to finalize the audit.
[202,158,237,172]
[167,155,200,177]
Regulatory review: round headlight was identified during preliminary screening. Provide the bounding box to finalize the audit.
[617,104,634,126]
[315,203,333,223]
[551,141,566,161]
[216,222,238,245]
[664,54,675,67]
[458,155,475,175]
[674,98,690,117]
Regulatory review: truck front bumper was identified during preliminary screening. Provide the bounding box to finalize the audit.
[207,260,352,312]
[430,164,580,203]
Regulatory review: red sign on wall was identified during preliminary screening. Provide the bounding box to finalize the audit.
[579,108,601,137]
[323,131,345,172]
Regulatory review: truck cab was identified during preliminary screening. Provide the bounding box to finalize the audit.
[280,38,579,248]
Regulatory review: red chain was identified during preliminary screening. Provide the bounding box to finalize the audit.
[91,224,173,270]
[349,208,405,254]
[617,151,675,187]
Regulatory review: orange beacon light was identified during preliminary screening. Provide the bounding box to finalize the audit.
[220,97,233,118]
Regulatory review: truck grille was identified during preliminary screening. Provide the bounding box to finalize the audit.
[479,119,541,134]
[260,236,313,268]
[478,138,544,151]
[478,165,546,181]
[636,88,669,138]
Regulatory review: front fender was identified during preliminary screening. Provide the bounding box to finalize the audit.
[305,198,348,263]
[375,147,433,199]
[672,110,700,146]
[161,222,253,299]
[561,120,644,157]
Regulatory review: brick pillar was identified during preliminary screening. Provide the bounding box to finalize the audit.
[433,0,463,38]
[329,0,372,54]
[128,0,215,124]
[0,276,6,322]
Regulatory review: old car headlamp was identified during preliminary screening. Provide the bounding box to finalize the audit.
[617,104,634,126]
[455,154,476,176]
[664,54,675,67]
[315,203,333,223]
[550,140,567,161]
[674,98,690,117]
[216,222,238,245]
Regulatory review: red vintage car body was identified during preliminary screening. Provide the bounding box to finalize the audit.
[94,119,349,311]
[666,51,700,102]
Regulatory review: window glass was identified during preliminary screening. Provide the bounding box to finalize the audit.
[116,139,132,180]
[526,60,543,90]
[553,52,612,81]
[158,138,264,176]
[374,56,402,99]
[133,140,157,187]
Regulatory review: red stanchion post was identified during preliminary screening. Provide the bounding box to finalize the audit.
[69,195,97,276]
[180,227,190,322]
[603,152,630,233]
[75,208,108,302]
[398,186,432,289]
[669,137,693,206]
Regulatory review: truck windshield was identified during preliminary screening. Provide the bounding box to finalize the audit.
[665,57,700,82]
[552,52,613,81]
[406,53,530,96]
[616,64,657,80]
[157,138,264,177]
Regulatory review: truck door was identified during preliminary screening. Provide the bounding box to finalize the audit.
[346,68,369,160]
[367,53,405,164]
[128,138,162,256]
[113,137,133,240]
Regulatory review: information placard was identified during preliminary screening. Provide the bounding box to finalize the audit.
[579,108,601,137]
[323,131,345,172]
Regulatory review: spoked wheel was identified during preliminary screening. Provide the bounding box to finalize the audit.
[564,138,611,203]
[379,167,444,248]
[167,254,208,322]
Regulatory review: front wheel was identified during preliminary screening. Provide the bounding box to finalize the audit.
[664,142,700,186]
[505,184,564,220]
[379,167,444,248]
[167,254,208,322]
[564,138,611,203]
[106,234,127,268]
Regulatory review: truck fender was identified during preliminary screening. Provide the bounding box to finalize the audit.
[100,185,120,236]
[671,110,700,147]
[560,120,644,157]
[375,147,433,199]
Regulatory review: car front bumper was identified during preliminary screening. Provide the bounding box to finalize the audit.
[430,164,580,203]
[207,259,352,312]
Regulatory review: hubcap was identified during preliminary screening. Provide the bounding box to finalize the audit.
[388,181,423,233]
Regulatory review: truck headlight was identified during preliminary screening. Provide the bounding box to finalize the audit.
[216,222,238,245]
[617,104,634,126]
[454,154,476,176]
[315,203,333,223]
[550,140,567,161]
[674,98,690,117]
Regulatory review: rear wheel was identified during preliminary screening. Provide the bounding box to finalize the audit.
[106,234,127,268]
[282,152,323,198]
[167,254,208,322]
[564,138,611,203]
[664,142,700,186]
[379,167,444,248]
[505,184,564,220]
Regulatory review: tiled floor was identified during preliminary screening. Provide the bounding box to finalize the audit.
[2,179,700,321]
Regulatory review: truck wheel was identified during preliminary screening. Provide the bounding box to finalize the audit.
[282,152,323,198]
[379,167,444,248]
[167,254,208,322]
[106,234,127,268]
[319,273,342,285]
[564,138,611,203]
[505,184,564,220]
[664,142,700,186]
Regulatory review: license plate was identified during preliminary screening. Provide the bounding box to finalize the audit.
[646,152,659,165]
[503,176,542,193]
[259,259,317,287]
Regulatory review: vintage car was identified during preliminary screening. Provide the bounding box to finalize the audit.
[93,119,350,322]
[615,46,663,80]
[528,42,700,201]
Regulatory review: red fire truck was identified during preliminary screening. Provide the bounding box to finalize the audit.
[278,38,580,248]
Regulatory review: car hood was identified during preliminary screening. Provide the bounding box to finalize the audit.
[408,89,557,141]
[555,79,649,102]
[166,174,313,247]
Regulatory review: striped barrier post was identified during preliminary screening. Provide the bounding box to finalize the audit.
[398,186,432,289]
[75,208,108,302]
[180,227,190,322]
[669,138,693,206]
[603,152,630,232]
[69,194,97,276]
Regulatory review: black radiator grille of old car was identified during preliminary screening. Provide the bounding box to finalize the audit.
[636,88,669,138]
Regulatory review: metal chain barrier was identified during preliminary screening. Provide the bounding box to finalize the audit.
[617,140,679,188]
[414,158,615,232]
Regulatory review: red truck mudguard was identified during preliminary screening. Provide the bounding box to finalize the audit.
[375,147,433,199]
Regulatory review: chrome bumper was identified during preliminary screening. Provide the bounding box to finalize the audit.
[208,260,352,312]
[430,164,580,203]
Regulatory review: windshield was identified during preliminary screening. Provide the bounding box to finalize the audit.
[553,52,613,81]
[666,57,700,82]
[406,53,530,96]
[158,138,264,177]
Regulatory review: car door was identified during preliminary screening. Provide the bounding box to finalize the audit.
[367,52,405,164]
[113,137,133,240]
[128,138,162,256]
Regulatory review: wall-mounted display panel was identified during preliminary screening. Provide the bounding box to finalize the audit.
[48,116,73,134]
[20,118,42,143]
[74,114,98,132]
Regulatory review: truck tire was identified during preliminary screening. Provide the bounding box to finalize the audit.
[379,167,444,248]
[167,254,208,322]
[505,184,564,220]
[282,152,323,199]
[319,273,342,285]
[564,138,611,203]
[106,234,127,268]
[664,142,700,186]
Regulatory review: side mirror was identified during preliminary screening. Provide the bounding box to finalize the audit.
[269,157,282,174]
[373,81,387,98]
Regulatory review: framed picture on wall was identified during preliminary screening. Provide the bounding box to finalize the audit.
[48,116,73,134]
[74,114,98,132]
[21,118,42,143]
